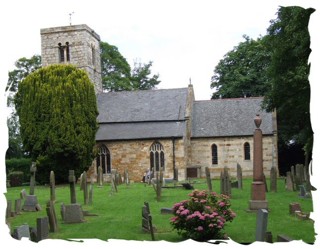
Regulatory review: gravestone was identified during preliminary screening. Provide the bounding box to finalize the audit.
[61,203,85,224]
[277,234,292,242]
[23,162,40,211]
[286,172,294,191]
[46,200,58,232]
[295,164,305,189]
[249,114,268,211]
[290,166,296,191]
[124,168,129,186]
[142,202,155,240]
[220,167,231,197]
[298,185,311,198]
[270,166,277,192]
[36,217,49,241]
[29,227,37,242]
[289,202,301,215]
[160,208,173,214]
[110,170,118,195]
[237,163,243,189]
[68,170,77,204]
[205,167,212,192]
[50,171,56,202]
[262,173,268,192]
[80,171,88,205]
[6,200,12,219]
[97,166,103,186]
[12,224,30,240]
[89,178,94,205]
[20,189,27,199]
[255,209,268,241]
[15,199,22,215]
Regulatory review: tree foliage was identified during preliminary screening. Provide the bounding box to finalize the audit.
[263,6,314,155]
[210,35,271,99]
[15,64,99,182]
[100,41,160,91]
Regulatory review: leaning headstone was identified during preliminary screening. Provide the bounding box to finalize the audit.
[205,167,212,192]
[255,209,268,242]
[46,200,58,232]
[142,202,155,240]
[270,167,277,192]
[237,163,243,189]
[97,166,103,186]
[12,224,30,240]
[36,217,49,242]
[68,170,77,204]
[50,171,56,202]
[285,171,294,191]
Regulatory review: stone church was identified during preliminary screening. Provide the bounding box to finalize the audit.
[40,24,278,182]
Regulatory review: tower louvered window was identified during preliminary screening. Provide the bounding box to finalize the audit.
[58,42,70,63]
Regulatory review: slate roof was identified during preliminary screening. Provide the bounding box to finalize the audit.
[192,97,274,138]
[96,88,189,141]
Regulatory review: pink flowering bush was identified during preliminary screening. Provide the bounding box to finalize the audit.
[170,189,236,241]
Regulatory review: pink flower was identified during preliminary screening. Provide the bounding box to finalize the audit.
[180,209,190,216]
[219,201,225,207]
[197,226,204,231]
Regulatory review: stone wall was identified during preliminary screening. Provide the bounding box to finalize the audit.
[190,135,277,178]
[88,138,187,182]
[40,24,102,93]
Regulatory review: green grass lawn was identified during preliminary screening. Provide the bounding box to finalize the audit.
[4,178,315,244]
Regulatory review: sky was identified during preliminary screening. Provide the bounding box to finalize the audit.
[1,0,320,248]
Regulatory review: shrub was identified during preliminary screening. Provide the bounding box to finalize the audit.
[8,171,24,187]
[170,189,236,241]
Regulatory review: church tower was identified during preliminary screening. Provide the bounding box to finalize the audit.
[40,24,103,93]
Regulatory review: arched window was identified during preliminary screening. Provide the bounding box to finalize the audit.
[96,145,111,174]
[244,142,251,160]
[58,42,70,63]
[211,144,218,165]
[150,142,165,171]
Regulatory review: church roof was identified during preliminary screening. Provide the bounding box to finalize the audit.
[191,97,274,138]
[96,88,189,140]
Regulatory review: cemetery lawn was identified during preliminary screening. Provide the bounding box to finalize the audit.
[5,178,315,244]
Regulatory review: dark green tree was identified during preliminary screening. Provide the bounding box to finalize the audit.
[6,55,42,159]
[263,6,314,158]
[100,41,160,91]
[210,35,271,99]
[15,64,99,182]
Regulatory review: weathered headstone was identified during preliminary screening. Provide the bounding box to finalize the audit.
[160,207,173,214]
[290,165,296,191]
[68,170,77,204]
[249,114,268,211]
[255,209,268,241]
[142,202,155,240]
[237,163,243,189]
[20,189,27,199]
[110,171,118,195]
[36,217,49,241]
[205,167,212,192]
[286,171,294,191]
[61,203,85,224]
[124,168,129,186]
[50,171,56,202]
[97,165,103,186]
[262,173,268,192]
[6,200,12,219]
[295,164,305,189]
[15,199,22,215]
[289,202,302,215]
[89,178,94,205]
[12,224,30,240]
[270,166,277,192]
[277,234,292,242]
[29,162,37,195]
[81,171,88,205]
[220,167,231,197]
[46,200,58,232]
[23,195,40,212]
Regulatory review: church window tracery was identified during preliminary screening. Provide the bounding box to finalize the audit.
[96,145,111,174]
[150,141,165,171]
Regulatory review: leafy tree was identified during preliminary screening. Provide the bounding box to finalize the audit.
[15,64,99,182]
[210,35,271,99]
[263,6,314,158]
[100,41,160,91]
[5,55,42,159]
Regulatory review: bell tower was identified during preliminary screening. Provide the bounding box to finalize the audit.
[40,24,102,93]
